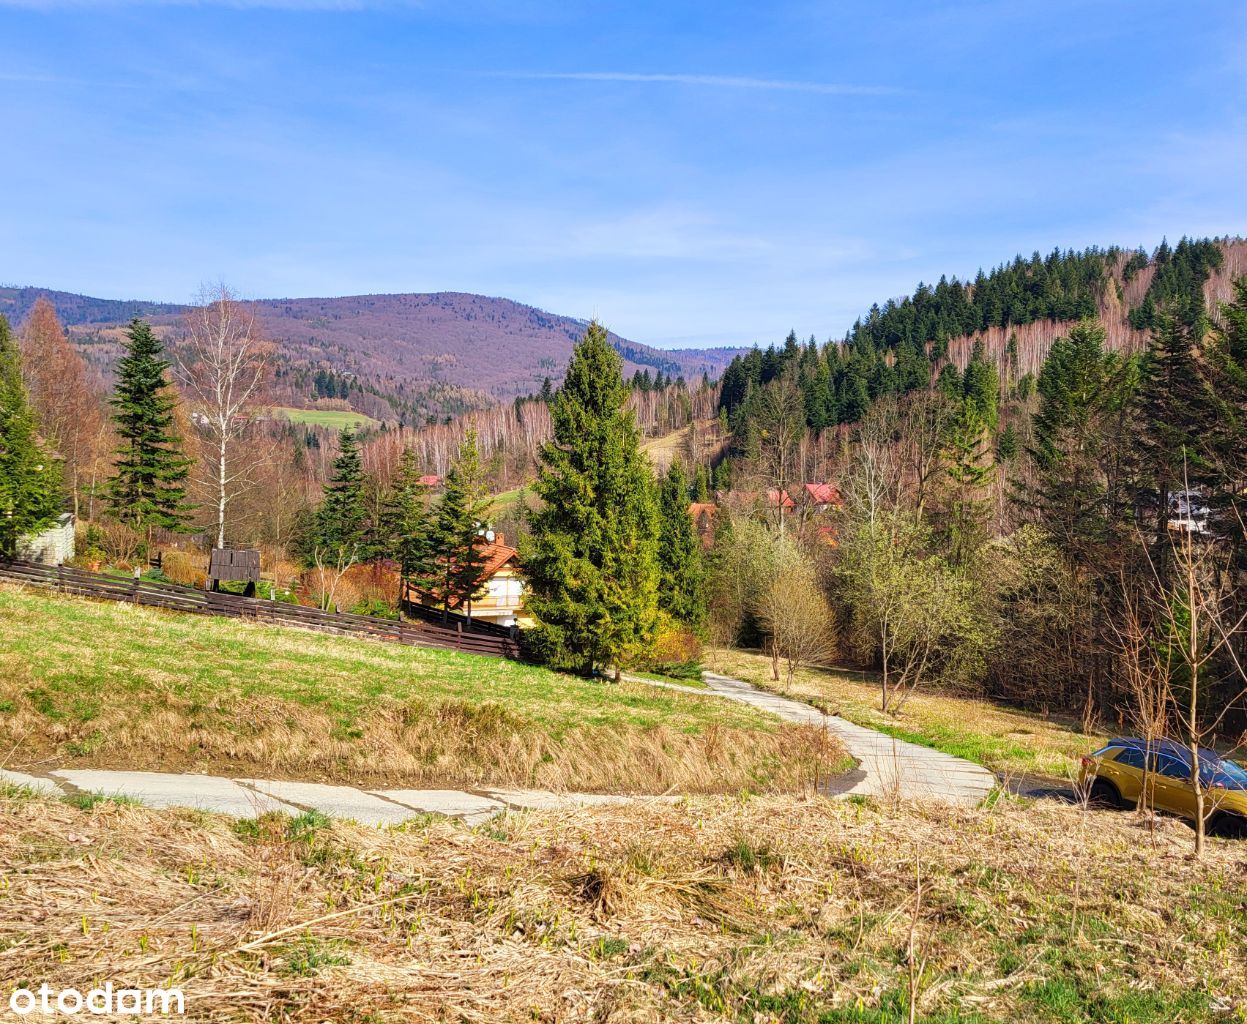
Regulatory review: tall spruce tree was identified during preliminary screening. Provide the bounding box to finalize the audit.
[298,429,369,609]
[0,315,62,557]
[105,318,192,541]
[657,461,706,626]
[430,429,492,620]
[1204,277,1247,557]
[1137,301,1212,539]
[522,321,661,677]
[377,447,437,589]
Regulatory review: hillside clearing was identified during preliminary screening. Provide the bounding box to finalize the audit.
[0,586,843,794]
[272,406,380,430]
[1,788,1241,1023]
[713,651,1107,781]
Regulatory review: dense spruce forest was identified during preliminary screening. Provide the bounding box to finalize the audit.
[718,237,1237,438]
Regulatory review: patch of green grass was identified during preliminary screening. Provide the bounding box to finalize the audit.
[1020,978,1210,1023]
[64,791,145,810]
[276,936,352,976]
[273,406,380,430]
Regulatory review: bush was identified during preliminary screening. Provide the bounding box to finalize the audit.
[641,618,704,680]
[351,598,399,620]
[161,551,207,589]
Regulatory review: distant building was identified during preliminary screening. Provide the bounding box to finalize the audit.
[17,513,75,565]
[1168,490,1210,535]
[687,502,718,549]
[417,474,441,488]
[801,482,843,514]
[405,533,529,628]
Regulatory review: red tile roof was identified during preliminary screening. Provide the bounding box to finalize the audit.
[803,482,842,505]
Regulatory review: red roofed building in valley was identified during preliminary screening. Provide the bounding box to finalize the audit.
[801,483,843,514]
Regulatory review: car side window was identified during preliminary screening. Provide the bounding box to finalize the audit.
[1115,748,1146,770]
[1152,755,1191,781]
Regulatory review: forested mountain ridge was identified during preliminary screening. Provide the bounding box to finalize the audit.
[0,286,745,424]
[719,236,1247,432]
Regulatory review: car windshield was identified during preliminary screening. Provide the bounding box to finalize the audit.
[1203,756,1247,790]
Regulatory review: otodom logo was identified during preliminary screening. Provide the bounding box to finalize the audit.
[8,983,185,1016]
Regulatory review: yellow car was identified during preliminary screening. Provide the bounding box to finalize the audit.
[1079,737,1247,838]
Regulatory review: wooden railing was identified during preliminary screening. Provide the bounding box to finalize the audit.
[0,560,520,660]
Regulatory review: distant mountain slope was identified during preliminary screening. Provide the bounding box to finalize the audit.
[0,286,742,418]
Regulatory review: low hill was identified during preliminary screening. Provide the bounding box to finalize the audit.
[0,285,744,422]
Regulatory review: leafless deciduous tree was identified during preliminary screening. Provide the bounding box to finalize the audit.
[175,285,271,549]
[756,560,838,691]
[1130,466,1247,856]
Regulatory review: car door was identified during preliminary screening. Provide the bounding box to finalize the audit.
[1108,746,1147,805]
[1150,753,1198,819]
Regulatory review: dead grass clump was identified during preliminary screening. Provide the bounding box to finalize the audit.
[162,550,208,588]
[2,791,1242,1023]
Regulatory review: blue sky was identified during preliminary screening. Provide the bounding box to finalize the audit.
[2,1,1245,347]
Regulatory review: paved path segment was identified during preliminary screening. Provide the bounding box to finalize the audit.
[0,768,676,826]
[629,671,997,807]
[1,671,996,822]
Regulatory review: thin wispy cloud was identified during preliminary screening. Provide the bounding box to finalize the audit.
[488,71,902,96]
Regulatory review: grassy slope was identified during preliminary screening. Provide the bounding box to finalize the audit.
[0,587,841,793]
[2,788,1242,1023]
[273,406,380,430]
[714,651,1107,781]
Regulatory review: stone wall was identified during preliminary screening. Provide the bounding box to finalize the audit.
[17,513,76,565]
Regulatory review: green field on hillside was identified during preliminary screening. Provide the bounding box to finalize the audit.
[0,586,841,793]
[273,406,380,430]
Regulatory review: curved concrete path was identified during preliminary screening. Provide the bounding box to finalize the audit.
[0,767,672,827]
[629,671,997,807]
[0,670,996,824]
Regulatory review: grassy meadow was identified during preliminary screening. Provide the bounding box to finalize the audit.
[1,786,1242,1023]
[272,406,380,430]
[714,650,1108,781]
[0,586,841,793]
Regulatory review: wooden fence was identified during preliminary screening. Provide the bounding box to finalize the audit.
[0,560,520,660]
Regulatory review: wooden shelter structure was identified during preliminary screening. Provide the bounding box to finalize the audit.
[207,548,261,596]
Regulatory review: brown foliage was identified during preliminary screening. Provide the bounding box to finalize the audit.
[19,298,110,518]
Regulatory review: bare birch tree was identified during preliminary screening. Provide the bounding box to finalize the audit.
[175,285,270,549]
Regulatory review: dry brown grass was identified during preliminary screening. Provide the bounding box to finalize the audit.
[1,789,1242,1022]
[1,586,845,794]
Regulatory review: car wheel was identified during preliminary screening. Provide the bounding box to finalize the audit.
[1209,813,1247,839]
[1087,779,1121,809]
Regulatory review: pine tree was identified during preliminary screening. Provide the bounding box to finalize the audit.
[104,318,192,542]
[962,340,1000,429]
[307,429,368,562]
[1137,301,1212,538]
[657,462,705,626]
[522,321,661,677]
[941,399,995,567]
[1204,277,1247,555]
[431,428,492,620]
[1023,320,1137,564]
[0,315,62,557]
[298,429,369,609]
[377,447,436,587]
[692,463,712,502]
